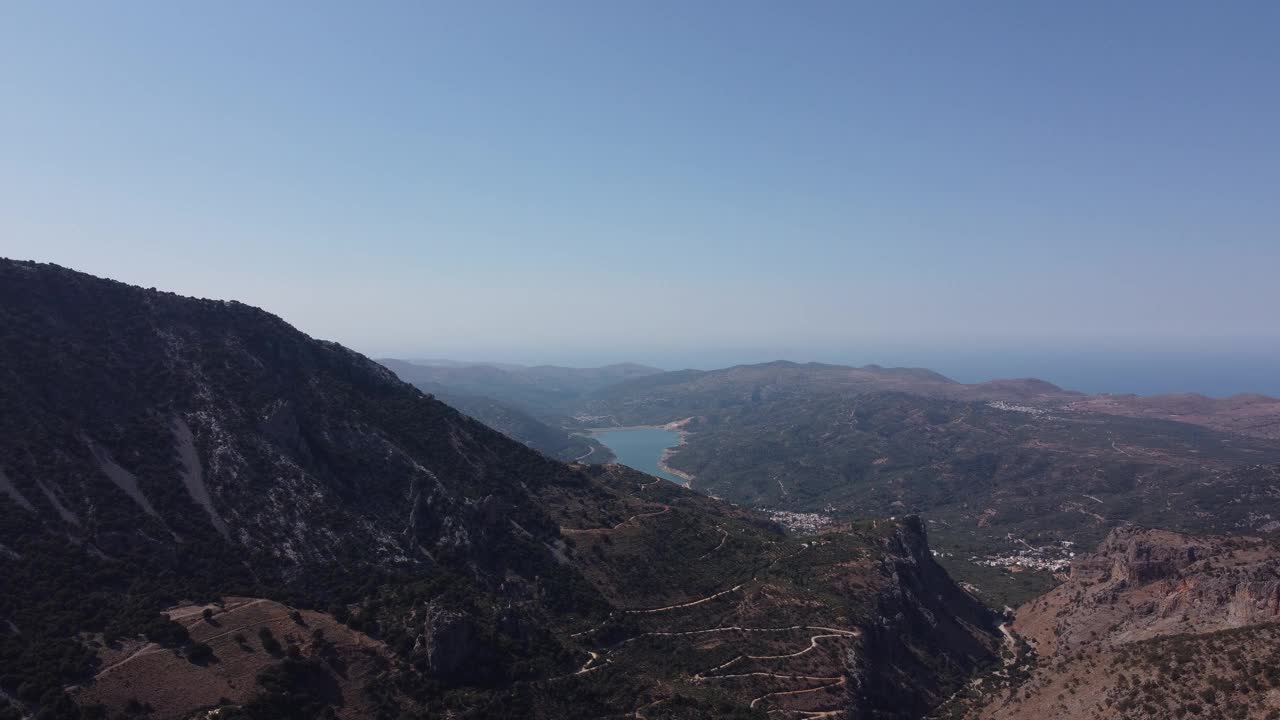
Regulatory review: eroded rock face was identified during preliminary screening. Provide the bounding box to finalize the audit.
[962,528,1280,720]
[1019,527,1280,656]
[1073,527,1208,585]
[851,516,1001,716]
[413,605,490,683]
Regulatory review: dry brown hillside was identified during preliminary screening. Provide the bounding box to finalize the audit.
[941,527,1280,720]
[1070,393,1280,441]
[72,598,396,720]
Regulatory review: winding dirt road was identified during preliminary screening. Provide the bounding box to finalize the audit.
[623,583,745,614]
[750,677,846,710]
[561,505,671,535]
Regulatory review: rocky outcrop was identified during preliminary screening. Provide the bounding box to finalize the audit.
[1071,526,1208,585]
[962,527,1280,720]
[852,517,1002,717]
[1016,527,1280,656]
[1031,528,1277,657]
[413,605,490,683]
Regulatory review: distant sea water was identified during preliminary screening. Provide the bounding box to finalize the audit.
[591,428,685,484]
[926,350,1280,398]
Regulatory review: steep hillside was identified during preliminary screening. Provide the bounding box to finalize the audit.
[377,358,663,420]
[393,380,614,463]
[0,259,608,718]
[947,527,1280,720]
[0,260,998,720]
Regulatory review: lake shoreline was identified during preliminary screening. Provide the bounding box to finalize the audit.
[656,417,696,487]
[658,442,695,487]
[584,418,697,487]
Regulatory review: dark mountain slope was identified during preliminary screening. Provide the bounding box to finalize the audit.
[0,258,609,715]
[399,380,613,463]
[0,260,578,572]
[377,358,663,420]
[0,259,999,719]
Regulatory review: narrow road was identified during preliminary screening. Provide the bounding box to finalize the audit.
[569,615,613,638]
[561,506,671,535]
[750,677,846,710]
[697,527,729,560]
[93,643,161,680]
[199,612,292,644]
[623,583,744,614]
[691,627,859,680]
[708,672,843,682]
[998,622,1018,661]
[747,632,857,661]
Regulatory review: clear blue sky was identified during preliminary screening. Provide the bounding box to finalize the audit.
[3,2,1279,391]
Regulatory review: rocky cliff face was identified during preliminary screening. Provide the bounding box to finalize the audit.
[1018,527,1280,654]
[1070,526,1208,584]
[956,527,1280,720]
[852,517,1001,716]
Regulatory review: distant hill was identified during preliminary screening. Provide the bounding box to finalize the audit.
[549,361,1280,607]
[573,361,1081,427]
[0,259,999,720]
[1069,391,1280,440]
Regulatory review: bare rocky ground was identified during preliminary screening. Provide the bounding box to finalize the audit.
[939,527,1280,720]
[73,598,393,720]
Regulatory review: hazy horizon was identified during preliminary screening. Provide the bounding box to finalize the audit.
[382,343,1280,399]
[5,2,1278,397]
